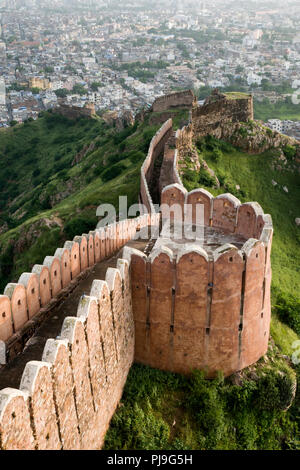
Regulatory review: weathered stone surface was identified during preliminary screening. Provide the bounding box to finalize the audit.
[151,90,196,113]
[106,268,124,363]
[0,388,35,450]
[212,194,240,233]
[20,361,61,450]
[42,339,81,450]
[77,296,106,414]
[186,189,213,226]
[60,317,96,449]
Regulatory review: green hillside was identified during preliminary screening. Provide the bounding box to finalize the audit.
[0,111,163,290]
[181,135,300,336]
[0,106,299,450]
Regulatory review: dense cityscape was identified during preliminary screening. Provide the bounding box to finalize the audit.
[0,0,300,137]
[0,0,299,454]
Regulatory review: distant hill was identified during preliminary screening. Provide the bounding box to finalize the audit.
[0,108,188,291]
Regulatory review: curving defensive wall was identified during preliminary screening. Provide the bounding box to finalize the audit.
[0,108,274,448]
[127,184,273,378]
[0,216,154,353]
[140,118,173,214]
[0,118,172,450]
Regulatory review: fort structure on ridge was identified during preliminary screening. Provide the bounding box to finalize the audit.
[0,90,278,449]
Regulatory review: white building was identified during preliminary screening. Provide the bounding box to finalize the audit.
[266,119,282,132]
[0,78,6,106]
[247,71,262,86]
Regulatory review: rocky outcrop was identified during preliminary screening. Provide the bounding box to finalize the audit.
[102,110,134,131]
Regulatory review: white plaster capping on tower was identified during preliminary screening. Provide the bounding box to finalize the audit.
[212,243,242,262]
[241,238,265,258]
[43,256,62,297]
[76,294,98,320]
[149,245,174,264]
[212,193,241,233]
[105,267,122,293]
[89,279,108,301]
[0,387,35,450]
[176,244,209,263]
[116,258,130,281]
[186,188,214,226]
[122,246,147,265]
[18,272,40,319]
[161,183,188,222]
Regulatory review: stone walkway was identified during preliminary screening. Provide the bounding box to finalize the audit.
[0,239,148,390]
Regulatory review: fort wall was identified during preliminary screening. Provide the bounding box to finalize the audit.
[128,185,273,378]
[0,255,135,449]
[0,215,154,356]
[0,97,275,449]
[54,103,96,120]
[192,93,254,138]
[140,118,173,214]
[151,90,196,113]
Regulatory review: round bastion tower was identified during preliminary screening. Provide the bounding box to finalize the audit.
[126,185,273,378]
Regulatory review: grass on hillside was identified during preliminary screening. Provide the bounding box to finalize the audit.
[105,346,299,451]
[225,92,252,100]
[0,112,161,290]
[181,136,300,303]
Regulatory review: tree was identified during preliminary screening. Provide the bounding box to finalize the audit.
[72,84,86,95]
[91,81,102,91]
[30,87,40,95]
[54,88,69,98]
[44,66,54,73]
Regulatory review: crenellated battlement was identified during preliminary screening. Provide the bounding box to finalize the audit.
[0,93,275,450]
